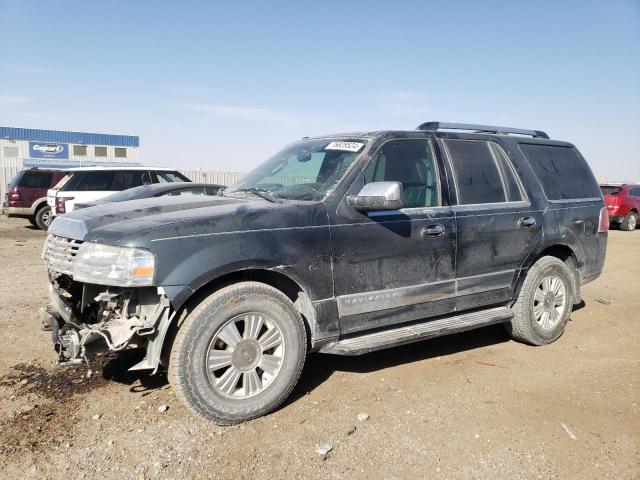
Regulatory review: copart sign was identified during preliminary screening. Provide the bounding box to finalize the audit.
[29,142,69,159]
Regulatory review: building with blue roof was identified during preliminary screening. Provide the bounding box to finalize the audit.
[0,126,141,199]
[0,126,140,169]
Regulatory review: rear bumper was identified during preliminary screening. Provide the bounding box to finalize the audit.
[2,206,34,217]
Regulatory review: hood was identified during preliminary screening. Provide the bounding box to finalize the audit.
[48,194,325,246]
[48,195,246,242]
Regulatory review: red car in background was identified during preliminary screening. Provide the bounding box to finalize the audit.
[600,183,640,231]
[2,168,66,230]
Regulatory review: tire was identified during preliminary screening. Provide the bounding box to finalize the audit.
[35,206,53,230]
[28,217,38,227]
[620,212,637,231]
[168,281,307,424]
[505,256,575,346]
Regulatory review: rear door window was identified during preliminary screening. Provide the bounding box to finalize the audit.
[443,139,524,205]
[74,172,116,191]
[111,171,144,190]
[519,144,600,200]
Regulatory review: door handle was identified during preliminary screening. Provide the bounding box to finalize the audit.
[422,224,445,238]
[518,216,536,228]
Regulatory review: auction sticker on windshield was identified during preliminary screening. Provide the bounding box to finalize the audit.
[325,141,365,153]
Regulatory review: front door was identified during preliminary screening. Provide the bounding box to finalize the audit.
[329,138,457,335]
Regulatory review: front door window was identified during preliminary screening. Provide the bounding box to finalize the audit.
[364,139,439,208]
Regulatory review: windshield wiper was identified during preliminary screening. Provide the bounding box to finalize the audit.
[228,187,281,203]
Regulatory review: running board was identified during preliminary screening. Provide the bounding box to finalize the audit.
[320,306,513,356]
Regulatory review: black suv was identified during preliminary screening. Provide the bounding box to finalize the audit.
[42,122,608,424]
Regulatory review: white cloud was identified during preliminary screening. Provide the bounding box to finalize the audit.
[172,102,292,125]
[2,65,53,75]
[0,95,33,104]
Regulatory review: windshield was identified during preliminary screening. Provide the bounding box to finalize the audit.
[226,138,366,201]
[600,186,622,196]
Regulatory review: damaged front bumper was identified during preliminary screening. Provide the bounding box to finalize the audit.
[43,281,174,373]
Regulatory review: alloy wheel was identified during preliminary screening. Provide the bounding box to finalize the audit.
[533,275,567,329]
[206,313,284,398]
[42,209,52,227]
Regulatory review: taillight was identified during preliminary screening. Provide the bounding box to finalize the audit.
[598,206,609,233]
[56,197,73,215]
[10,187,21,201]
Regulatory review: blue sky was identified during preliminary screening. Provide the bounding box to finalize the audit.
[1,0,638,179]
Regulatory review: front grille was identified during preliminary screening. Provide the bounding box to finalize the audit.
[43,235,83,276]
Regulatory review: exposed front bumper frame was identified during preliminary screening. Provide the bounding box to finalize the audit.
[46,283,174,373]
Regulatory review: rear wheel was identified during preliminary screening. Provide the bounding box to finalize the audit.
[168,282,307,424]
[506,256,574,345]
[28,217,38,227]
[620,212,637,231]
[35,206,53,230]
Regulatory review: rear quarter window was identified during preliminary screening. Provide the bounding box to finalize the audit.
[519,144,600,201]
[9,172,25,189]
[19,172,53,189]
[153,171,191,183]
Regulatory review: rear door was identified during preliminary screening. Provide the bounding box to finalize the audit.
[63,170,147,212]
[440,138,543,311]
[60,171,116,212]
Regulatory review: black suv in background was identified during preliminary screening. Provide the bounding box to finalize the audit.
[42,122,607,424]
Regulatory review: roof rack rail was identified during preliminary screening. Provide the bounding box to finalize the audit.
[416,121,549,139]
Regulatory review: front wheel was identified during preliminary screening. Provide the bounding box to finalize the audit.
[168,282,307,424]
[506,256,575,345]
[620,212,637,231]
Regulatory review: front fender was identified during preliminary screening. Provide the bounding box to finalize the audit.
[148,226,334,307]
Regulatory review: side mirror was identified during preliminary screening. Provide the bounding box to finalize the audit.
[141,173,152,185]
[347,181,403,212]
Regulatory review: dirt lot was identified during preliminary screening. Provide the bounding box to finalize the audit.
[0,216,638,480]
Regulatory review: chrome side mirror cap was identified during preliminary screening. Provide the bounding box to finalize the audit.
[347,181,403,212]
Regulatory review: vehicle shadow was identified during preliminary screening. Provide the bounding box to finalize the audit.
[286,323,511,405]
[99,350,169,394]
[100,309,598,410]
[101,323,511,399]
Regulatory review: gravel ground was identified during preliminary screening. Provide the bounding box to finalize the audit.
[0,215,638,479]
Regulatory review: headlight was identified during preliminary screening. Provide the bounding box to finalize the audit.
[72,242,156,287]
